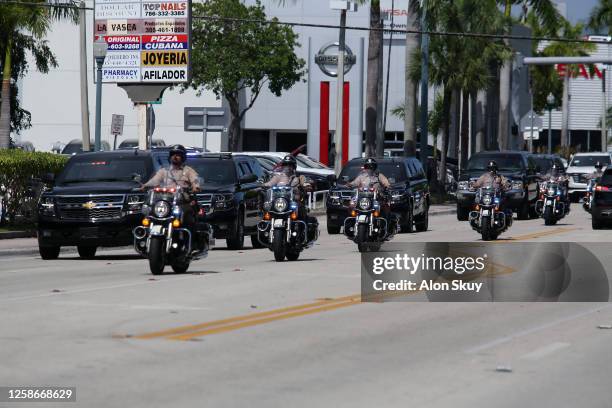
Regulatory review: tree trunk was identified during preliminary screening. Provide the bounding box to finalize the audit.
[0,38,13,149]
[497,0,512,151]
[460,91,470,170]
[365,1,382,157]
[561,69,570,148]
[226,96,241,152]
[403,0,419,157]
[475,90,487,153]
[449,89,460,161]
[439,88,452,186]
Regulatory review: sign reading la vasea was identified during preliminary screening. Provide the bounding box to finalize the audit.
[94,0,191,83]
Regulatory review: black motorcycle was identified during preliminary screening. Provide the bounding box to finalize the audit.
[257,186,318,262]
[583,179,596,213]
[133,186,213,274]
[469,186,512,241]
[536,181,569,225]
[344,187,396,252]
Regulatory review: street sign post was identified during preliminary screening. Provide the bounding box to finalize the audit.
[110,113,124,149]
[183,107,227,151]
[520,110,543,148]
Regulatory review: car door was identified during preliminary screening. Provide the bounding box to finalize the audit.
[408,158,428,215]
[236,159,259,228]
[526,156,539,201]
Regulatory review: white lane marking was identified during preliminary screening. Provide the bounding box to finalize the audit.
[0,275,201,304]
[465,304,612,354]
[520,342,571,360]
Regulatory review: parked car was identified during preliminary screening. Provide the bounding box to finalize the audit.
[240,152,334,177]
[326,157,430,234]
[591,165,612,229]
[179,153,266,250]
[565,152,612,202]
[13,141,35,152]
[456,151,540,221]
[118,138,166,149]
[245,153,331,191]
[61,139,111,155]
[37,150,153,259]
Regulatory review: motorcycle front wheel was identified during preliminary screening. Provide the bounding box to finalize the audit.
[481,216,494,241]
[272,229,286,262]
[543,206,557,226]
[148,236,166,275]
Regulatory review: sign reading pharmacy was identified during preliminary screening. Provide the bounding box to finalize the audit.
[94,0,191,84]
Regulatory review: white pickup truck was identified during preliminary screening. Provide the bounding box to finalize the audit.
[566,152,612,201]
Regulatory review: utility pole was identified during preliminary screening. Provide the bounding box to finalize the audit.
[79,1,90,151]
[603,69,607,152]
[334,8,347,175]
[418,0,429,169]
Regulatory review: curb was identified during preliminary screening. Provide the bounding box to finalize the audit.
[0,231,36,240]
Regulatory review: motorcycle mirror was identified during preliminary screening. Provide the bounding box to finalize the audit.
[131,173,142,183]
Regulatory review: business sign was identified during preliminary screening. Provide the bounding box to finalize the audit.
[94,0,191,83]
[381,0,409,39]
[314,42,357,77]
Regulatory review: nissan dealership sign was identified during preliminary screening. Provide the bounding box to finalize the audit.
[314,42,357,77]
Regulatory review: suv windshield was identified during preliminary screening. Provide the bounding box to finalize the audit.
[467,154,524,172]
[187,159,237,185]
[533,157,553,174]
[59,157,149,184]
[569,155,611,167]
[339,162,407,183]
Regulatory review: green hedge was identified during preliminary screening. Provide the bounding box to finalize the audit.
[0,149,68,225]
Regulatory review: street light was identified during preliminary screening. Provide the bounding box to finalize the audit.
[546,92,555,155]
[93,38,108,152]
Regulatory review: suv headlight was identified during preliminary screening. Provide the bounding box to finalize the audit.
[40,197,55,215]
[358,197,372,210]
[511,181,523,190]
[273,198,288,212]
[153,201,170,217]
[458,181,469,191]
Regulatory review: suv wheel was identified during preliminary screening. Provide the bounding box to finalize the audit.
[415,204,429,232]
[327,215,340,234]
[517,198,530,220]
[592,216,603,230]
[39,245,60,260]
[77,245,97,259]
[226,209,245,250]
[402,209,413,233]
[457,204,469,221]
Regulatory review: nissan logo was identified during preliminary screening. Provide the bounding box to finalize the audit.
[315,42,357,77]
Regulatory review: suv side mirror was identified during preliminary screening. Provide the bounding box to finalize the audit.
[42,173,55,184]
[239,174,257,184]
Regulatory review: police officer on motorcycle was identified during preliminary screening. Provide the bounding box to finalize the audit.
[346,158,397,233]
[544,163,570,206]
[142,145,202,248]
[264,155,317,240]
[587,161,605,182]
[473,160,511,191]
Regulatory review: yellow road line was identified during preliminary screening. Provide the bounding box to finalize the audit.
[168,298,360,341]
[501,227,578,242]
[134,294,360,340]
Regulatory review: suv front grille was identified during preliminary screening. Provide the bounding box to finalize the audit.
[59,207,123,220]
[571,174,588,184]
[56,195,125,221]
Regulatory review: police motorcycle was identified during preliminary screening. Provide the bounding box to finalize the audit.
[133,184,214,275]
[469,185,512,241]
[536,181,569,225]
[344,187,397,252]
[257,185,318,262]
[583,179,596,213]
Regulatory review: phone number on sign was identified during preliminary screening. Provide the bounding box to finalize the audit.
[7,388,73,400]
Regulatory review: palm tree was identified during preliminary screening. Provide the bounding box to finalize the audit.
[497,0,561,151]
[403,0,420,156]
[543,21,595,147]
[0,0,78,148]
[588,0,612,35]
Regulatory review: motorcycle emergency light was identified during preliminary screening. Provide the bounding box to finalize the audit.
[373,210,380,217]
[142,218,150,226]
[351,210,357,217]
[172,219,181,228]
[264,212,271,220]
[290,212,298,220]
[596,185,610,191]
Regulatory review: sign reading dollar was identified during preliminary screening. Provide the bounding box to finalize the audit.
[94,0,191,84]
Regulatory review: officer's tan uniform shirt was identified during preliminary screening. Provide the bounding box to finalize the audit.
[472,173,511,190]
[143,165,200,190]
[348,171,390,191]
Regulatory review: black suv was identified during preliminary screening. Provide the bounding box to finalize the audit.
[326,157,430,234]
[591,166,612,229]
[182,153,266,249]
[37,150,154,259]
[456,151,540,221]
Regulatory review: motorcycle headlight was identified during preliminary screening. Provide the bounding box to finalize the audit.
[511,181,523,190]
[153,201,170,218]
[358,197,372,210]
[273,198,288,212]
[482,195,492,205]
[458,181,469,191]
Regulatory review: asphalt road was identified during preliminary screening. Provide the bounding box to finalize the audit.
[1,207,611,407]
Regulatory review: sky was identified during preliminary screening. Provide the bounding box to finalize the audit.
[564,0,598,25]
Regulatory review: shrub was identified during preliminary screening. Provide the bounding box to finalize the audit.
[0,149,67,225]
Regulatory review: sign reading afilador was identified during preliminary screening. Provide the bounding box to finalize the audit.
[94,0,191,84]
